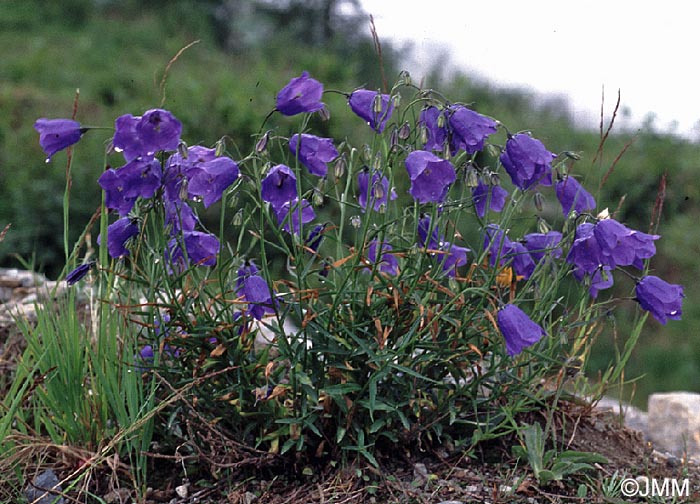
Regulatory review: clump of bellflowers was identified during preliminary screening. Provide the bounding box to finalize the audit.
[45,69,683,470]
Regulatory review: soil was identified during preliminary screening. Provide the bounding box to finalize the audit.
[5,403,700,504]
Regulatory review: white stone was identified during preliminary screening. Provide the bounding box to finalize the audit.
[647,392,700,458]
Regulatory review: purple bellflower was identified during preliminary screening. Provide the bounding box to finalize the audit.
[34,118,85,161]
[275,198,316,235]
[635,275,684,325]
[165,198,198,235]
[261,164,298,211]
[348,89,394,133]
[99,217,140,258]
[440,242,469,277]
[163,145,217,202]
[500,133,555,190]
[405,150,456,204]
[593,218,659,270]
[483,224,535,280]
[555,176,596,216]
[289,134,338,177]
[98,157,162,216]
[167,231,220,272]
[186,156,240,208]
[566,222,603,275]
[276,71,325,116]
[419,106,447,152]
[472,180,509,218]
[417,214,447,251]
[242,274,276,320]
[367,240,399,276]
[446,105,498,156]
[416,215,469,277]
[497,303,546,357]
[65,261,95,286]
[522,231,563,263]
[113,109,182,161]
[236,260,261,298]
[358,168,397,212]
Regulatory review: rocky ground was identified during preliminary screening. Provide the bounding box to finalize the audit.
[2,267,700,503]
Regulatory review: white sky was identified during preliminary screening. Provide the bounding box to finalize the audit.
[358,0,700,139]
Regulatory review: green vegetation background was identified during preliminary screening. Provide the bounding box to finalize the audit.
[1,0,698,405]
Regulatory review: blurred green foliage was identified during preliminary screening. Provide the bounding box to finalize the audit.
[0,0,697,403]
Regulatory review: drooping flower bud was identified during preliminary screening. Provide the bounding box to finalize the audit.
[255,131,270,154]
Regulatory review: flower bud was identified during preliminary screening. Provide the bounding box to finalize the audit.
[232,209,244,226]
[489,172,501,186]
[419,125,429,145]
[373,182,385,201]
[465,166,479,188]
[372,93,384,114]
[389,127,399,149]
[564,150,582,161]
[333,155,346,179]
[436,112,446,129]
[317,105,331,122]
[398,121,411,140]
[392,93,401,108]
[350,215,362,229]
[178,140,189,159]
[486,144,500,158]
[372,151,382,171]
[312,188,325,207]
[533,191,545,212]
[537,217,551,234]
[255,131,270,153]
[362,144,372,163]
[179,178,189,201]
[398,70,412,87]
[215,137,226,157]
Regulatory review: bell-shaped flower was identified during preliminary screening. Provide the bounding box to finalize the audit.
[497,304,546,357]
[261,164,297,211]
[348,89,394,133]
[566,222,603,275]
[166,230,220,272]
[98,157,162,216]
[186,156,239,208]
[419,106,447,151]
[405,150,456,204]
[163,145,217,202]
[275,198,316,235]
[593,218,659,269]
[472,180,508,218]
[635,275,684,325]
[289,133,338,177]
[242,274,276,320]
[113,109,182,161]
[366,240,399,275]
[522,231,563,263]
[358,168,396,212]
[34,118,85,161]
[500,133,555,190]
[446,105,498,155]
[165,198,198,235]
[276,71,325,116]
[98,217,140,258]
[417,214,442,250]
[440,242,469,277]
[555,176,596,216]
[483,224,535,280]
[65,261,95,286]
